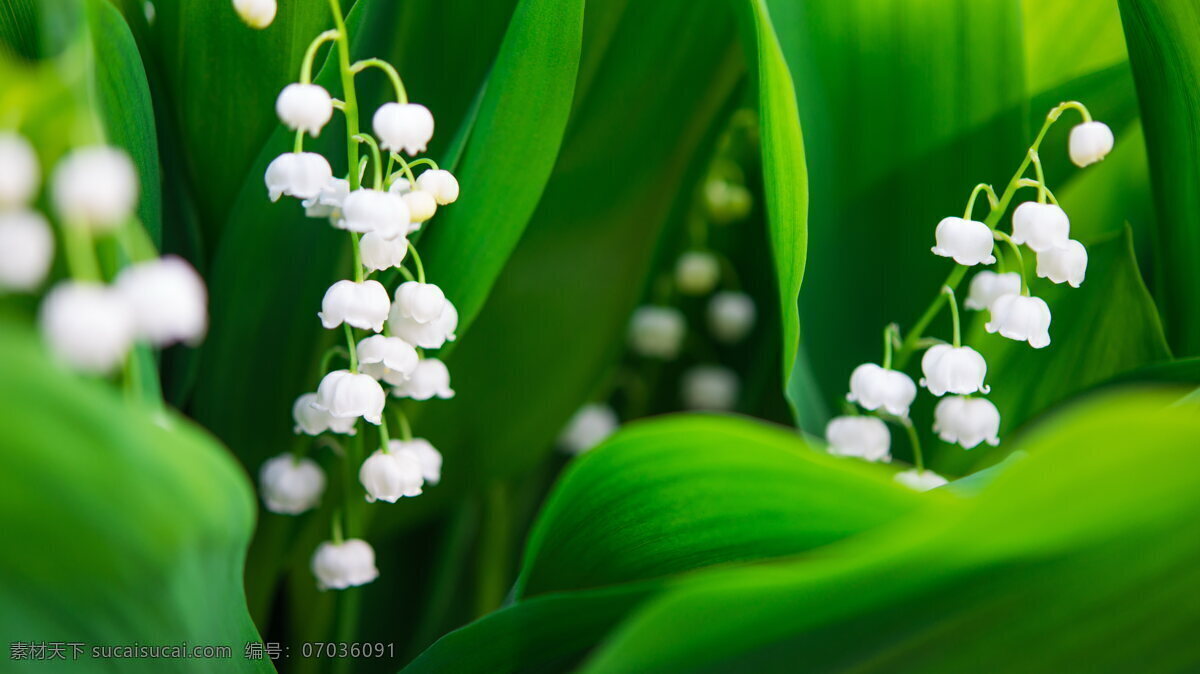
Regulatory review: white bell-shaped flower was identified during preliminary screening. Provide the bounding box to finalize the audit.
[0,210,53,291]
[314,369,386,425]
[359,448,423,502]
[1036,239,1087,288]
[894,469,949,492]
[933,396,1001,449]
[402,190,437,226]
[303,177,349,219]
[0,132,39,207]
[276,83,334,137]
[389,298,458,349]
[920,344,989,396]
[264,152,332,202]
[52,147,138,231]
[681,365,739,410]
[416,169,459,205]
[964,270,1022,311]
[393,281,447,324]
[391,358,454,400]
[825,416,891,463]
[931,217,996,266]
[318,280,390,332]
[311,539,378,591]
[985,293,1051,348]
[357,335,418,385]
[338,188,410,238]
[846,363,917,417]
[292,392,357,435]
[39,282,134,374]
[390,438,443,485]
[360,230,409,272]
[373,102,434,155]
[233,0,276,28]
[1011,202,1069,253]
[1068,121,1114,168]
[259,453,325,514]
[115,256,208,346]
[388,179,412,195]
[707,291,755,343]
[559,403,619,455]
[628,306,685,359]
[675,251,720,295]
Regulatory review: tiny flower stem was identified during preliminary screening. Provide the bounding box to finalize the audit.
[393,408,413,442]
[300,29,339,84]
[407,242,426,283]
[62,225,102,282]
[1049,100,1092,124]
[397,266,415,283]
[331,510,345,544]
[993,230,1029,295]
[378,412,391,450]
[331,98,346,110]
[404,157,440,172]
[327,0,360,190]
[1029,150,1047,203]
[902,417,925,472]
[881,323,899,370]
[389,152,419,187]
[350,58,409,104]
[942,285,961,348]
[343,323,359,373]
[962,183,998,220]
[293,129,304,154]
[318,345,349,374]
[350,231,364,283]
[352,133,384,190]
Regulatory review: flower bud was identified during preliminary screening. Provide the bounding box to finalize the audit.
[894,469,948,492]
[681,365,739,410]
[933,395,1000,449]
[931,217,996,266]
[559,403,619,455]
[276,83,334,137]
[985,293,1051,348]
[293,392,357,435]
[312,539,379,591]
[338,188,410,238]
[1036,239,1087,288]
[357,335,419,385]
[314,369,386,425]
[318,279,390,332]
[0,210,53,291]
[388,297,458,349]
[359,448,423,502]
[264,152,332,202]
[373,102,434,155]
[402,190,437,225]
[1011,202,1069,253]
[628,306,685,359]
[391,358,454,400]
[674,251,720,295]
[707,291,756,343]
[847,363,917,417]
[115,256,208,346]
[964,270,1021,311]
[416,169,459,205]
[0,132,39,207]
[360,230,409,272]
[303,177,349,219]
[259,453,325,514]
[39,282,134,373]
[393,281,447,324]
[920,344,989,396]
[1068,121,1114,168]
[825,416,891,463]
[52,147,138,231]
[390,438,443,485]
[233,0,275,28]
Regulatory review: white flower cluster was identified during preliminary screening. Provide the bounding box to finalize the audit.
[0,133,207,374]
[824,106,1113,490]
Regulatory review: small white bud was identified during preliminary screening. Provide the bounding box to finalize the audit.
[276,83,334,137]
[115,256,208,346]
[628,306,685,359]
[964,271,1022,311]
[393,281,447,324]
[373,102,434,155]
[338,188,410,238]
[985,293,1051,349]
[388,179,412,196]
[391,358,454,400]
[558,403,619,455]
[357,335,418,385]
[847,363,917,418]
[1068,121,1114,168]
[314,369,386,425]
[292,392,357,436]
[825,416,891,463]
[894,469,949,491]
[1036,239,1087,288]
[360,230,409,272]
[933,396,1000,449]
[318,280,390,332]
[931,217,996,266]
[359,448,423,503]
[233,0,275,28]
[1011,202,1070,253]
[402,190,437,225]
[920,344,989,397]
[681,365,739,410]
[259,453,325,514]
[707,291,756,343]
[39,282,134,374]
[674,251,720,295]
[0,132,39,207]
[265,152,332,202]
[390,438,442,485]
[303,177,350,220]
[312,539,378,591]
[52,147,138,231]
[416,169,459,205]
[0,210,54,291]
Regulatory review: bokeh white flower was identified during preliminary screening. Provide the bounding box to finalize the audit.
[825,415,891,463]
[260,454,326,514]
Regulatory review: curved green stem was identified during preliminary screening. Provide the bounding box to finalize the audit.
[943,285,961,348]
[352,133,384,190]
[350,58,408,103]
[378,411,391,450]
[343,323,358,373]
[350,232,364,283]
[388,152,419,188]
[318,345,349,374]
[393,407,413,441]
[993,230,1029,295]
[300,29,339,84]
[407,242,425,283]
[902,418,924,472]
[962,183,998,220]
[62,225,102,282]
[328,0,360,190]
[1030,150,1047,203]
[882,323,899,370]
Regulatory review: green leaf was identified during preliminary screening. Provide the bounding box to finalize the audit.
[579,390,1200,673]
[0,320,265,671]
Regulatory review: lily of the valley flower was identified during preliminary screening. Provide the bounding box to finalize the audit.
[894,469,949,491]
[1011,202,1070,252]
[303,177,350,220]
[559,403,619,455]
[318,279,390,332]
[388,283,458,349]
[338,188,410,238]
[360,230,409,272]
[52,147,138,231]
[233,0,276,29]
[847,363,917,417]
[115,256,208,346]
[357,335,419,385]
[402,190,437,226]
[312,539,379,591]
[259,453,326,514]
[931,217,996,266]
[390,438,443,485]
[825,415,891,462]
[392,281,448,323]
[276,83,334,137]
[359,448,424,502]
[628,306,685,359]
[985,293,1052,348]
[707,291,755,343]
[920,344,989,396]
[39,282,134,374]
[675,251,720,296]
[314,369,386,424]
[293,392,357,435]
[1036,239,1087,288]
[265,152,333,202]
[416,169,459,205]
[391,358,454,400]
[1068,121,1114,168]
[933,396,1001,449]
[681,365,739,411]
[0,132,39,207]
[0,210,53,291]
[373,103,434,155]
[964,270,1022,311]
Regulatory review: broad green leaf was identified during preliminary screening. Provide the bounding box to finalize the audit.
[1022,0,1128,93]
[0,320,265,672]
[580,390,1200,673]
